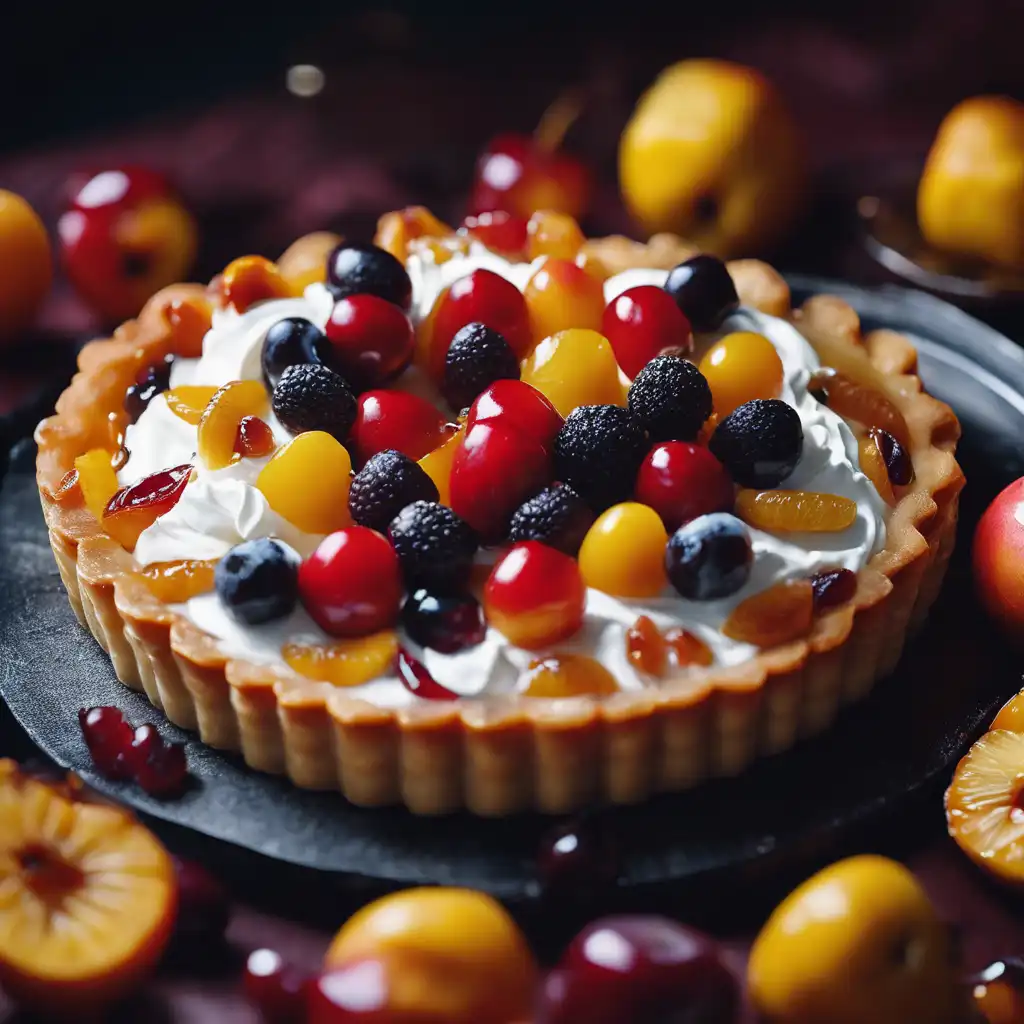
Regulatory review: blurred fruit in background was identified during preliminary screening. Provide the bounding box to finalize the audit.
[973,476,1024,645]
[0,190,51,344]
[619,59,806,258]
[58,166,197,323]
[918,96,1024,271]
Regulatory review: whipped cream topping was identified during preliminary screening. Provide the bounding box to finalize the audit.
[121,249,887,707]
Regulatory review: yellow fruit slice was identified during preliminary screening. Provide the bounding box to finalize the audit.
[74,449,120,523]
[197,380,269,470]
[165,385,219,426]
[283,631,398,686]
[735,489,858,532]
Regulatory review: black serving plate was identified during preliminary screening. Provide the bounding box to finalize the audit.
[1,277,1022,921]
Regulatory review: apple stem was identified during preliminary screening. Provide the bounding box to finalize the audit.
[534,88,585,154]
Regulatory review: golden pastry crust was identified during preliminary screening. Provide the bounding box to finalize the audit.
[36,231,964,815]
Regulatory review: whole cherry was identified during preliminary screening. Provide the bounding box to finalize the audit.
[464,379,564,450]
[635,441,735,531]
[244,948,310,1024]
[325,294,415,391]
[350,390,451,465]
[602,285,694,380]
[299,527,403,637]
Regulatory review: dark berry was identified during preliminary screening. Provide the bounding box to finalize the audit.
[215,538,299,625]
[869,427,914,486]
[663,254,739,331]
[509,484,595,556]
[443,322,520,412]
[810,567,858,612]
[124,354,175,423]
[552,405,648,511]
[665,513,752,600]
[402,588,487,653]
[271,363,356,442]
[389,500,478,592]
[348,449,439,533]
[709,398,804,488]
[326,242,412,310]
[261,317,328,389]
[627,354,713,441]
[537,815,620,904]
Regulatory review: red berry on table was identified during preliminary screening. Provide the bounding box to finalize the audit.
[449,422,553,543]
[134,740,189,798]
[350,390,451,465]
[244,948,309,1024]
[459,211,529,257]
[537,816,620,902]
[78,706,133,779]
[464,379,563,450]
[483,541,586,649]
[129,723,162,768]
[602,285,694,380]
[299,527,403,637]
[635,441,735,531]
[325,294,415,391]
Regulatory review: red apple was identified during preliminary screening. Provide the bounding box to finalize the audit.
[974,476,1024,643]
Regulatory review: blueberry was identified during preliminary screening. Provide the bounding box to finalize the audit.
[271,363,357,442]
[663,255,739,331]
[326,242,412,310]
[348,449,439,534]
[443,322,520,412]
[388,500,478,592]
[215,538,299,624]
[665,513,752,601]
[261,317,328,389]
[709,399,804,488]
[402,589,487,654]
[627,355,713,441]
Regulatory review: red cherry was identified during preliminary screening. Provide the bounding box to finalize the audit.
[308,959,449,1023]
[351,390,451,465]
[538,816,620,903]
[536,916,738,1024]
[68,165,171,212]
[460,211,529,257]
[299,527,403,637]
[245,948,309,1024]
[325,294,415,391]
[135,741,189,798]
[602,286,694,380]
[464,380,563,450]
[449,422,552,542]
[429,269,532,377]
[129,723,162,770]
[78,706,133,780]
[634,442,735,531]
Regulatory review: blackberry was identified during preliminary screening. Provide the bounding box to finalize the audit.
[348,449,439,534]
[509,484,595,556]
[388,500,478,591]
[261,317,328,389]
[271,363,357,442]
[665,513,752,601]
[443,322,520,412]
[663,255,739,331]
[552,405,648,512]
[215,538,299,625]
[709,398,804,488]
[326,242,412,310]
[627,355,713,442]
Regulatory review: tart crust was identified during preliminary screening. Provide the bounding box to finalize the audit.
[36,231,964,815]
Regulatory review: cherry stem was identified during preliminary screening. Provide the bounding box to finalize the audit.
[534,87,586,154]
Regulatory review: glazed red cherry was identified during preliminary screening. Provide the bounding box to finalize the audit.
[635,442,735,531]
[602,285,694,380]
[78,706,134,779]
[538,816,620,903]
[426,269,532,380]
[460,211,529,257]
[129,723,162,768]
[325,294,415,391]
[351,390,451,465]
[299,527,403,637]
[537,916,739,1024]
[464,379,563,451]
[245,948,309,1024]
[449,422,553,543]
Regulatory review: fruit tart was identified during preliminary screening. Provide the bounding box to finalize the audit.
[36,209,964,815]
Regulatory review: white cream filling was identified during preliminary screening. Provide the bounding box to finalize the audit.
[120,250,887,708]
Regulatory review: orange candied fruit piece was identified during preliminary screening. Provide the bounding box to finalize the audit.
[165,385,219,426]
[52,468,83,507]
[136,559,217,602]
[520,328,625,417]
[102,464,192,551]
[162,295,213,358]
[256,430,353,534]
[723,579,814,647]
[520,654,619,698]
[808,368,910,447]
[735,489,858,533]
[665,627,714,669]
[197,380,269,470]
[375,207,453,262]
[283,631,398,687]
[74,449,121,524]
[526,210,585,262]
[218,256,291,313]
[418,425,463,506]
[523,257,605,345]
[858,435,896,504]
[408,234,471,266]
[234,416,276,458]
[626,615,667,676]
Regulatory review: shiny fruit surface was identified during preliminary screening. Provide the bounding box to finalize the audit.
[244,948,309,1024]
[102,463,192,551]
[722,578,814,647]
[325,294,415,390]
[219,255,291,313]
[520,655,619,697]
[283,632,399,687]
[526,210,586,261]
[601,284,694,380]
[992,687,1024,732]
[579,502,669,598]
[635,441,735,531]
[197,379,269,470]
[748,854,961,1024]
[735,489,858,533]
[0,190,51,341]
[460,211,528,257]
[698,330,785,416]
[520,328,625,417]
[351,390,450,465]
[417,426,463,506]
[484,541,586,649]
[465,378,564,448]
[973,476,1024,645]
[524,258,605,344]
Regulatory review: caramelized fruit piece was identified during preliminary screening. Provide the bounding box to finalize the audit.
[665,627,714,669]
[136,559,217,602]
[722,579,814,647]
[165,385,218,425]
[417,426,463,506]
[945,729,1024,884]
[992,688,1024,732]
[520,328,625,417]
[408,233,471,265]
[808,369,910,446]
[245,948,309,1023]
[735,489,858,532]
[526,210,586,261]
[810,567,858,612]
[396,648,459,700]
[197,380,269,470]
[218,255,291,312]
[234,416,276,458]
[53,467,83,506]
[0,761,177,1014]
[859,435,896,504]
[283,631,398,687]
[522,655,619,697]
[698,331,785,417]
[375,206,453,261]
[163,295,212,358]
[256,431,353,534]
[869,426,914,486]
[524,257,605,344]
[626,615,666,676]
[103,464,192,551]
[74,449,120,523]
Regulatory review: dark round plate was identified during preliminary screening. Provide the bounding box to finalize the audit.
[0,277,1021,915]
